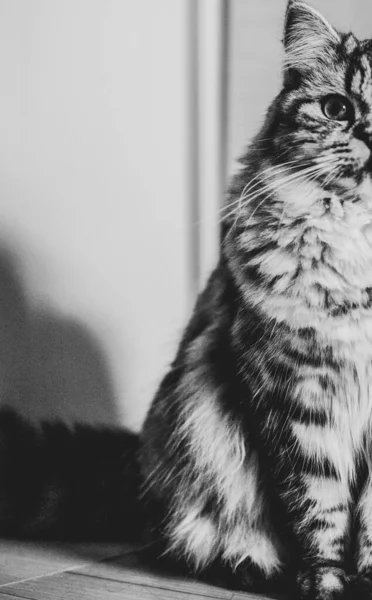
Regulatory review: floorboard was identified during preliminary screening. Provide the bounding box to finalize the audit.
[0,540,277,600]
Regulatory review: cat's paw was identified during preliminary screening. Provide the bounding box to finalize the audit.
[203,559,269,592]
[296,566,347,600]
[346,572,372,599]
[201,558,287,594]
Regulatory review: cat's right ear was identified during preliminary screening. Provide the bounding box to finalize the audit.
[283,1,340,75]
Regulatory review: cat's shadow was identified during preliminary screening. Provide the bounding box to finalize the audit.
[0,246,119,427]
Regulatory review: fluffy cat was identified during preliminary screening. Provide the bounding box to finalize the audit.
[3,1,372,598]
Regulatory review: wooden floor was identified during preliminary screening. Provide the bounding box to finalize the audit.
[0,540,277,600]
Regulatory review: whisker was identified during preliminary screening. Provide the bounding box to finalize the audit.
[228,162,310,226]
[223,160,306,215]
[224,166,324,228]
[203,152,342,232]
[237,163,328,206]
[219,161,309,227]
[229,159,341,228]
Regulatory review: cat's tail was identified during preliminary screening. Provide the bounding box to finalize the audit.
[0,408,145,541]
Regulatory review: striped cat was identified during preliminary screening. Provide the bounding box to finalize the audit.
[2,1,372,598]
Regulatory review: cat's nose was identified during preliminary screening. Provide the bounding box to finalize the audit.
[354,125,372,150]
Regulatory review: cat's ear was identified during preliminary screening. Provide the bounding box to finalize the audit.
[283,1,340,72]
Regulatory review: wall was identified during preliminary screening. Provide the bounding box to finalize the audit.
[0,0,361,432]
[0,0,192,431]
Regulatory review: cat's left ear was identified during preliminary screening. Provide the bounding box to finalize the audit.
[284,1,340,72]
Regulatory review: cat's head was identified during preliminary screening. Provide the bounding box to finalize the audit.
[271,1,372,200]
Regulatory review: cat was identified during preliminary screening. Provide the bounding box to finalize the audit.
[3,1,372,598]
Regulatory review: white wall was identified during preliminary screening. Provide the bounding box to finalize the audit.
[2,0,361,433]
[228,0,372,176]
[0,0,192,431]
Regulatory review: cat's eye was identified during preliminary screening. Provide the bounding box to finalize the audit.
[321,95,353,122]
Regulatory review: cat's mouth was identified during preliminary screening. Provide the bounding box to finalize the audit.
[322,197,335,212]
[321,196,344,216]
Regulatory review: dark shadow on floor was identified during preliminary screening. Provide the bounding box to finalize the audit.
[0,246,119,426]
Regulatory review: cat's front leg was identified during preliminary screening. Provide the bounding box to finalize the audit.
[274,431,352,599]
[349,474,372,599]
[291,475,350,600]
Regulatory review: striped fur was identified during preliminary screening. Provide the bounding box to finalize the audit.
[141,2,372,598]
[3,1,372,598]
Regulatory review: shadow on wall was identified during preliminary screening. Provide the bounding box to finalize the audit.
[0,247,119,427]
